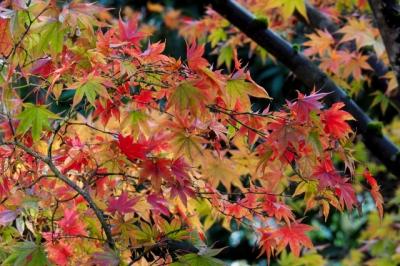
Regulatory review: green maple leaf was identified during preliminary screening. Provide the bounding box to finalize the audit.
[37,21,64,54]
[171,248,225,266]
[168,82,205,116]
[2,241,50,266]
[72,75,110,107]
[17,103,60,141]
[225,78,270,108]
[217,45,233,70]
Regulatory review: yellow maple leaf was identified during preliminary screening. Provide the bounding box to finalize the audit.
[338,17,378,50]
[303,29,335,57]
[268,0,308,20]
[201,151,243,190]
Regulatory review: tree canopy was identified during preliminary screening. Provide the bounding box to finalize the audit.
[0,0,399,265]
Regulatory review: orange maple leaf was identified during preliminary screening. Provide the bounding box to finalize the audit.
[0,18,12,56]
[272,222,313,256]
[303,29,335,57]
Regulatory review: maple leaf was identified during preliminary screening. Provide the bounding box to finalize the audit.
[201,151,243,190]
[338,17,377,50]
[16,103,60,141]
[58,208,86,236]
[133,90,153,108]
[171,157,190,182]
[321,102,354,139]
[312,158,343,189]
[45,241,73,266]
[363,169,384,219]
[339,51,372,80]
[170,179,196,206]
[107,191,139,215]
[167,117,205,160]
[0,177,10,200]
[118,16,146,45]
[0,18,13,56]
[3,242,50,266]
[140,158,172,191]
[141,41,169,62]
[225,78,270,109]
[93,99,120,126]
[224,202,247,219]
[168,82,206,116]
[272,222,313,256]
[258,228,275,264]
[60,136,91,174]
[319,50,346,75]
[118,134,148,161]
[268,0,307,20]
[335,181,358,211]
[147,193,170,215]
[164,9,182,29]
[36,19,64,54]
[30,57,54,78]
[303,30,335,57]
[289,91,329,121]
[71,74,111,107]
[262,195,295,225]
[60,2,109,29]
[186,42,209,71]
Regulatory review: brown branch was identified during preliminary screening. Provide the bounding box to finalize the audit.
[0,140,116,250]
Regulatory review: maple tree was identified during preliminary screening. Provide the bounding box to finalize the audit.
[0,0,398,265]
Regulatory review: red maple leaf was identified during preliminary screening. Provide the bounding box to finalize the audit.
[313,157,343,189]
[118,134,148,161]
[262,195,295,225]
[258,228,275,264]
[288,91,329,121]
[147,193,170,216]
[133,90,154,108]
[272,222,313,256]
[30,57,54,78]
[363,169,383,219]
[335,181,358,211]
[170,157,190,182]
[45,241,73,266]
[118,16,146,45]
[107,191,139,215]
[93,99,120,126]
[58,208,86,236]
[321,102,354,139]
[137,133,170,154]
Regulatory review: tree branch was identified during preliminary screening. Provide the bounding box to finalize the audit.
[368,0,400,84]
[205,0,400,177]
[1,140,116,250]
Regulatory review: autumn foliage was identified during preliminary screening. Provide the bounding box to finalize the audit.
[0,0,386,265]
